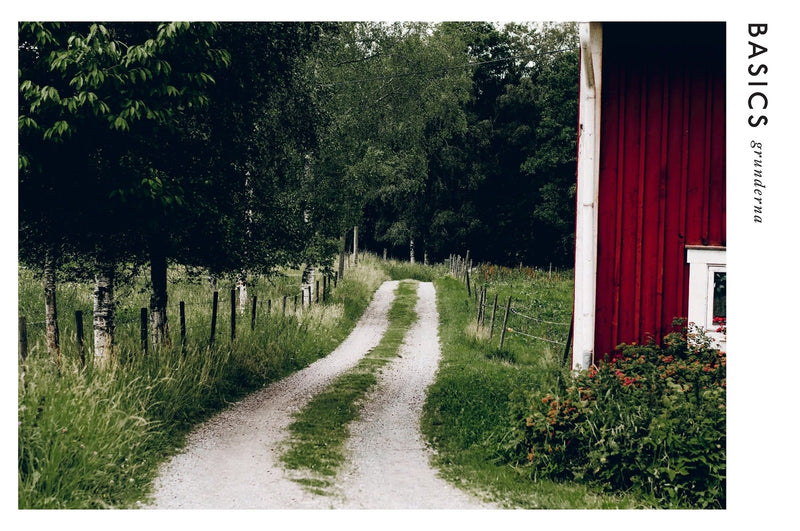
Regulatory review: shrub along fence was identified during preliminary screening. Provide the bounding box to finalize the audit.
[18,271,341,365]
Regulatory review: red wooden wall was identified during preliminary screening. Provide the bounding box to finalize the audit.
[593,23,726,361]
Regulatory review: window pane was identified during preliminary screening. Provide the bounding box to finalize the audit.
[713,271,726,319]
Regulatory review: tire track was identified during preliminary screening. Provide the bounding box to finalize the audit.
[146,281,399,509]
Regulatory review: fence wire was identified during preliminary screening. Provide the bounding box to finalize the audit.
[505,326,566,346]
[509,307,570,327]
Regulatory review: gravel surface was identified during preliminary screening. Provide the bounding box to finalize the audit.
[146,280,491,510]
[334,281,492,509]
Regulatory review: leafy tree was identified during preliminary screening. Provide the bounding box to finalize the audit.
[312,22,471,263]
[426,21,579,266]
[19,22,230,361]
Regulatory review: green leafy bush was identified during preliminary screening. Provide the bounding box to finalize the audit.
[500,321,726,508]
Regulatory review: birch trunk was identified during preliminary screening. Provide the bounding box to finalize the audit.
[93,262,115,366]
[237,272,247,314]
[353,225,359,265]
[301,263,315,306]
[149,248,170,348]
[43,250,60,365]
[338,233,345,281]
[409,238,415,264]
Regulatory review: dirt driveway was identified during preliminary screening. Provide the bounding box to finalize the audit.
[146,281,492,510]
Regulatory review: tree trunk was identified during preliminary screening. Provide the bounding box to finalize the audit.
[301,263,315,306]
[409,238,415,264]
[338,233,345,281]
[353,225,359,265]
[237,271,247,314]
[93,262,116,366]
[43,249,61,366]
[149,247,170,349]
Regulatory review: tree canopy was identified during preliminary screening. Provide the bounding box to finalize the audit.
[19,21,580,282]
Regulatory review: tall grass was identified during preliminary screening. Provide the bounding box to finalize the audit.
[422,270,648,509]
[17,254,388,509]
[380,258,444,282]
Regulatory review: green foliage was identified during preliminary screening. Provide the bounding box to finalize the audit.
[17,258,385,508]
[500,323,726,508]
[423,272,644,508]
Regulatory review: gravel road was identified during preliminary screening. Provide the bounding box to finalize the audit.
[146,280,491,510]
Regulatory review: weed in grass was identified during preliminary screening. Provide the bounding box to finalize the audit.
[486,348,517,364]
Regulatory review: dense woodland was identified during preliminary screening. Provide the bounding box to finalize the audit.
[18,21,579,362]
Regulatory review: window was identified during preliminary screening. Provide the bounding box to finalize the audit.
[686,246,726,350]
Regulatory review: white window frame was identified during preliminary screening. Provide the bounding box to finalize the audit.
[686,246,726,350]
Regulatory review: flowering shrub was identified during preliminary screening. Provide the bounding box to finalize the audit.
[500,320,726,508]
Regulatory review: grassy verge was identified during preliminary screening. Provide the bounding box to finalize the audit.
[280,280,418,495]
[17,254,388,509]
[422,272,650,509]
[380,258,443,282]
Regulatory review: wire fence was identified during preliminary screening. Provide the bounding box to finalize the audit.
[446,252,574,366]
[18,271,342,363]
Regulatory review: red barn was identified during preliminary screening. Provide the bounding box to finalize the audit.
[572,22,726,370]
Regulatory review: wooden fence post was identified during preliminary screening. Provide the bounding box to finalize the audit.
[251,295,258,331]
[465,270,471,297]
[179,302,186,348]
[282,295,287,316]
[476,291,483,333]
[315,281,320,303]
[562,313,575,367]
[268,299,272,316]
[75,310,85,367]
[230,288,236,341]
[499,296,512,349]
[489,293,499,338]
[482,287,487,324]
[19,317,28,360]
[210,291,219,345]
[140,308,148,354]
[294,295,298,313]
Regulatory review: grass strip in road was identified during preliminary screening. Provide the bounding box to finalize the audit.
[280,280,419,495]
